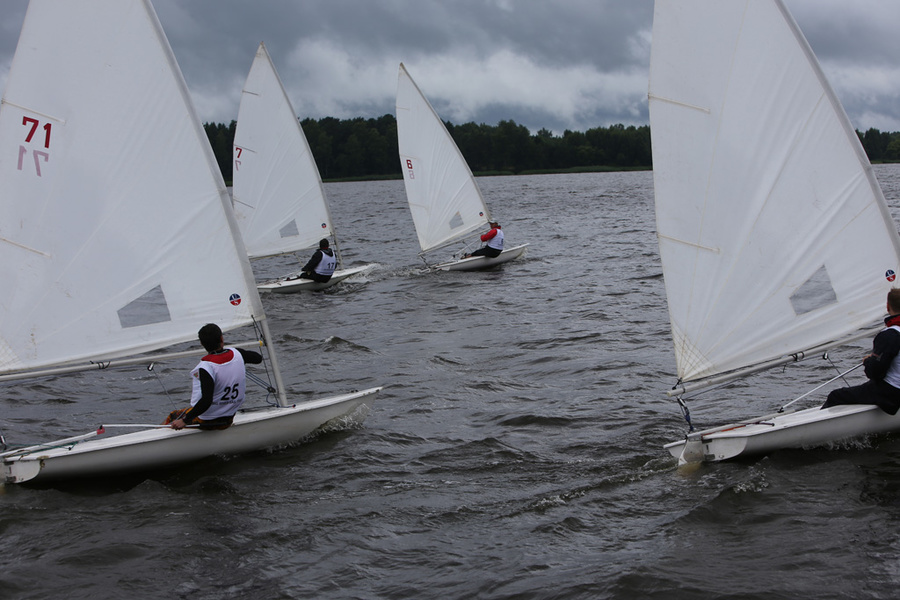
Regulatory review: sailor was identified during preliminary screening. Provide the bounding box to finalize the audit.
[300,238,338,282]
[167,323,263,430]
[466,221,504,258]
[821,288,900,414]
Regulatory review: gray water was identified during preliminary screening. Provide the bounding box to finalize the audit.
[3,167,900,599]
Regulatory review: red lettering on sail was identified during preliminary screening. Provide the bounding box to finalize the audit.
[22,117,38,142]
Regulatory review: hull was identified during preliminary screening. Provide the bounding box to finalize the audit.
[664,403,900,464]
[257,264,374,293]
[432,244,528,272]
[1,387,380,484]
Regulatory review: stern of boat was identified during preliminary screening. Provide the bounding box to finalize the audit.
[2,457,43,484]
[664,435,708,465]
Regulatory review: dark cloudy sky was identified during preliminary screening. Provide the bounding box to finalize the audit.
[1,1,898,134]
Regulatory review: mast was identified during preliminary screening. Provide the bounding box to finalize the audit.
[233,42,337,264]
[258,317,288,407]
[396,63,491,254]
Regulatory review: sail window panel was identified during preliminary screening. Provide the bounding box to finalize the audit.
[279,220,300,238]
[790,265,837,315]
[449,212,464,230]
[650,0,900,383]
[117,285,172,328]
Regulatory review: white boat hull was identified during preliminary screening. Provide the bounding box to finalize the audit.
[432,244,528,272]
[1,387,380,484]
[257,264,374,293]
[664,403,900,464]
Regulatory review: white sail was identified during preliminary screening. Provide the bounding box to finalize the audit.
[396,63,491,254]
[232,42,335,261]
[0,0,264,374]
[649,0,900,385]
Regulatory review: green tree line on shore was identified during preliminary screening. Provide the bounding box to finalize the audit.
[204,116,900,183]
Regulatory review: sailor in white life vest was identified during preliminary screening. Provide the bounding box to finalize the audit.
[300,238,338,282]
[467,221,504,258]
[822,288,900,415]
[167,323,263,430]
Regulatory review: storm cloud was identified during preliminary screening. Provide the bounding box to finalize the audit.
[1,0,898,134]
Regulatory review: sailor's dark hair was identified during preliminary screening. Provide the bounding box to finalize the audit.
[319,238,330,249]
[889,289,900,314]
[198,323,222,353]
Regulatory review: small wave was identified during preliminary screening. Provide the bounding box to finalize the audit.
[322,336,376,353]
[497,414,574,428]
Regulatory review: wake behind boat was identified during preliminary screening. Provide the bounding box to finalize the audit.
[0,0,380,484]
[233,42,375,292]
[395,63,528,271]
[649,0,900,463]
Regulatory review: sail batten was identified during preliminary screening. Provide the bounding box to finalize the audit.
[650,0,900,384]
[0,0,264,375]
[647,94,711,114]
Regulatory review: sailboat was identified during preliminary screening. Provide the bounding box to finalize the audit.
[0,0,380,484]
[395,63,528,271]
[233,42,374,293]
[649,0,900,464]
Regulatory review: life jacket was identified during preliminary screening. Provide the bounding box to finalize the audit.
[485,228,504,251]
[315,249,337,277]
[883,325,900,389]
[189,347,247,419]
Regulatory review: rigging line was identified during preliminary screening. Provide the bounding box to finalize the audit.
[671,379,694,431]
[675,395,694,432]
[459,238,481,259]
[148,362,179,411]
[246,371,276,394]
[778,363,863,412]
[823,351,854,387]
[250,316,278,406]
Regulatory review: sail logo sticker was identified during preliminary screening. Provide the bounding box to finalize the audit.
[229,293,242,306]
[887,270,896,282]
[321,223,327,229]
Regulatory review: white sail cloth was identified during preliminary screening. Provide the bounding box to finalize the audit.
[396,63,491,254]
[0,0,263,374]
[232,42,335,260]
[649,0,900,384]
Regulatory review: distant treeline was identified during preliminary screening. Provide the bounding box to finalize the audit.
[204,117,900,183]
